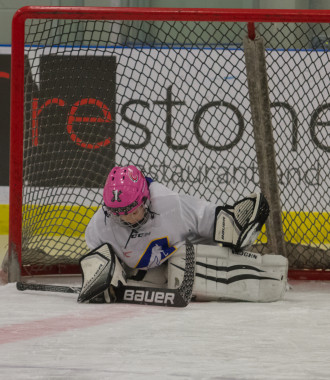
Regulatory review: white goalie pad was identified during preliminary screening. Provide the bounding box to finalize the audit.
[126,265,168,288]
[168,244,288,302]
[214,192,270,252]
[78,243,127,303]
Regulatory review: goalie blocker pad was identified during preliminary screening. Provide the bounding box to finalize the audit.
[214,192,269,252]
[78,243,126,303]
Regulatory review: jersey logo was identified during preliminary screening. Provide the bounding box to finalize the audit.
[128,169,139,182]
[131,232,151,239]
[135,237,177,269]
[111,189,122,202]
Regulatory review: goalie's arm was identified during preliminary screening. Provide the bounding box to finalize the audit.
[84,208,107,251]
[179,194,217,239]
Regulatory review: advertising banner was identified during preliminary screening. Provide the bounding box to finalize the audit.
[26,55,116,187]
[1,45,329,213]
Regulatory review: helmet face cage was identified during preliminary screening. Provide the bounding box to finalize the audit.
[103,198,151,229]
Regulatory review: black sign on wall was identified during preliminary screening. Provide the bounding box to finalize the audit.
[0,54,10,186]
[25,55,116,188]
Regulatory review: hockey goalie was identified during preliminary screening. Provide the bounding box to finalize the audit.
[79,165,288,304]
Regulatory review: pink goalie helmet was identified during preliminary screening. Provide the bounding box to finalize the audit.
[103,165,150,215]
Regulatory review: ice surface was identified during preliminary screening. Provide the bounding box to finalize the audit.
[0,280,330,380]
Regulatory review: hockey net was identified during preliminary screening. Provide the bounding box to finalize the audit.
[8,7,330,280]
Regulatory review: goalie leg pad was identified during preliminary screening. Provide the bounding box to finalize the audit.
[78,243,127,303]
[168,244,288,302]
[126,264,168,288]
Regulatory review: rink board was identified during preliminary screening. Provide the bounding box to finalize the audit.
[0,202,329,247]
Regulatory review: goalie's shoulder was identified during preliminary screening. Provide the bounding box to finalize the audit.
[149,181,178,199]
[87,205,106,225]
[85,206,112,247]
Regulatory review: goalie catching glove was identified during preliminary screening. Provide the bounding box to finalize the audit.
[78,243,126,303]
[214,192,269,252]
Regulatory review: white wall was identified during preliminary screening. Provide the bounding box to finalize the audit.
[0,0,122,45]
[0,0,328,44]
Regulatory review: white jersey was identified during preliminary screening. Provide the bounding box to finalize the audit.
[85,182,217,270]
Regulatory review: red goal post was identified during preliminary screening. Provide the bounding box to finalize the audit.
[8,6,330,281]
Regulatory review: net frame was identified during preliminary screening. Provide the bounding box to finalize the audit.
[9,6,330,281]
